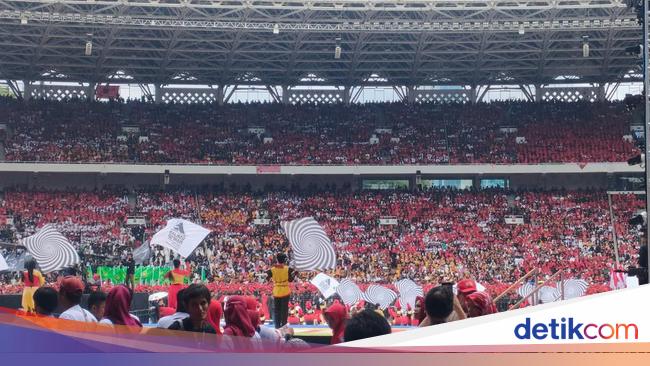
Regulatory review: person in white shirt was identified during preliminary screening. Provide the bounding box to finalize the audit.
[157,288,189,328]
[58,276,97,323]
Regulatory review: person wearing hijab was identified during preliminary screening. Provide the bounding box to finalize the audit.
[99,285,142,329]
[324,302,348,344]
[223,296,256,337]
[413,296,426,325]
[245,296,261,330]
[207,299,223,335]
[464,291,497,317]
[22,259,45,313]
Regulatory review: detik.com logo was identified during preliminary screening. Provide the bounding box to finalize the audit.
[514,318,638,340]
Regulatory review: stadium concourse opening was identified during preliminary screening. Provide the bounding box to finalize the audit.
[0,0,648,348]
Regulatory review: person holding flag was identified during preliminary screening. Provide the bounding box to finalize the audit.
[165,259,191,309]
[265,253,295,328]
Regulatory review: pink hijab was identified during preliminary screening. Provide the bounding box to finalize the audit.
[245,296,260,329]
[104,285,141,327]
[223,296,256,337]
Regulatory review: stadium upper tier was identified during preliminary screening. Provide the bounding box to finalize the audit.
[0,98,640,165]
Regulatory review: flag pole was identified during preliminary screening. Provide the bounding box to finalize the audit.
[642,0,650,278]
[0,241,25,248]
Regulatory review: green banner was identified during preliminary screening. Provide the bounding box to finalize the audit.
[92,265,185,285]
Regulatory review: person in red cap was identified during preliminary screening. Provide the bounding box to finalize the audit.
[58,276,97,322]
[456,279,496,317]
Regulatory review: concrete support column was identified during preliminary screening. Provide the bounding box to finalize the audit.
[281,85,290,104]
[87,82,96,101]
[534,84,543,102]
[23,81,33,101]
[343,86,351,104]
[469,86,477,104]
[597,84,606,101]
[217,85,225,105]
[406,85,416,104]
[154,84,162,103]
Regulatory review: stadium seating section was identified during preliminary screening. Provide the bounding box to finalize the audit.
[0,98,639,164]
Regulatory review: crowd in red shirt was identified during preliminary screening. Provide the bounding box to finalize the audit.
[0,189,644,304]
[0,98,639,165]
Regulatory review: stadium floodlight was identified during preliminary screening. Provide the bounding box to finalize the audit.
[334,37,341,59]
[85,33,93,56]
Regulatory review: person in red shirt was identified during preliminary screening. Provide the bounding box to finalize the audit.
[287,308,300,325]
[164,259,190,310]
[324,302,348,344]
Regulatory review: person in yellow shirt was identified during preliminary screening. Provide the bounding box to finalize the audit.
[22,259,45,313]
[265,253,295,329]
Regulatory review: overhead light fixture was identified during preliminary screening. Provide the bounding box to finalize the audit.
[20,15,27,25]
[85,33,93,56]
[334,37,341,59]
[582,35,589,57]
[518,25,525,35]
[273,24,279,34]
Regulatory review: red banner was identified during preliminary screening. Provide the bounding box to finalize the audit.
[256,165,281,174]
[95,85,120,99]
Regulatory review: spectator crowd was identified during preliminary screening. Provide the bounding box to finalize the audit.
[0,98,639,165]
[1,187,644,306]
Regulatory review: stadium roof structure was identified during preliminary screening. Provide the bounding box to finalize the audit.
[0,0,643,87]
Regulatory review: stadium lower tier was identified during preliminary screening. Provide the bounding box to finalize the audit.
[0,188,644,296]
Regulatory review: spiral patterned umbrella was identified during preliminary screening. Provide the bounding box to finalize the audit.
[21,224,79,274]
[517,282,535,298]
[363,284,398,310]
[0,252,8,272]
[281,217,336,271]
[557,279,589,299]
[394,278,423,309]
[336,279,364,306]
[539,286,561,303]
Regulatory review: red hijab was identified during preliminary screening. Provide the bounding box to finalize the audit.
[245,297,260,329]
[465,292,497,317]
[223,296,256,337]
[414,296,426,323]
[207,299,223,335]
[104,285,141,327]
[324,302,348,344]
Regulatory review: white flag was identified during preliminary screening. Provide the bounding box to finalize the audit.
[0,252,8,271]
[310,273,340,299]
[150,219,210,258]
